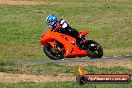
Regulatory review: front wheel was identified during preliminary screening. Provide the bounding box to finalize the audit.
[86,40,103,59]
[43,43,64,60]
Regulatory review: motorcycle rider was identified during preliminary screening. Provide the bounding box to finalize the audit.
[46,14,83,44]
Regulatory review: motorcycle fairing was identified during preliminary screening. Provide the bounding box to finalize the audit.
[41,28,88,57]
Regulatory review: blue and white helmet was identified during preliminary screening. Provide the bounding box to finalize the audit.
[46,15,58,27]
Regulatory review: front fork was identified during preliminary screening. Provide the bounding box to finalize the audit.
[48,40,65,54]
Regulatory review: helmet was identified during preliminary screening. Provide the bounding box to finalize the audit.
[46,15,58,27]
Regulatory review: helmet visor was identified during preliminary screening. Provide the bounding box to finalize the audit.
[47,20,52,24]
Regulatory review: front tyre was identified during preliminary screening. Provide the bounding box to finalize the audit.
[86,40,103,59]
[43,44,64,60]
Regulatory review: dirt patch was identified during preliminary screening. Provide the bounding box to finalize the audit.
[0,72,75,83]
[0,0,61,5]
[65,59,132,69]
[0,59,132,83]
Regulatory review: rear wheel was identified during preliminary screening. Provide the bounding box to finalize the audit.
[86,40,103,59]
[43,43,64,60]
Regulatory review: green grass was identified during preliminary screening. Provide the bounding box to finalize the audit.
[0,60,131,88]
[0,0,132,60]
[0,1,131,87]
[0,81,131,88]
[0,61,131,75]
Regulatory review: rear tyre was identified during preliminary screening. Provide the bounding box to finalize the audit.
[86,40,103,59]
[43,44,64,60]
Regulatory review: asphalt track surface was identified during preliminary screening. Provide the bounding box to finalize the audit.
[18,55,132,64]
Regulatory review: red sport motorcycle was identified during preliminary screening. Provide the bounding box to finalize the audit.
[40,28,103,60]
